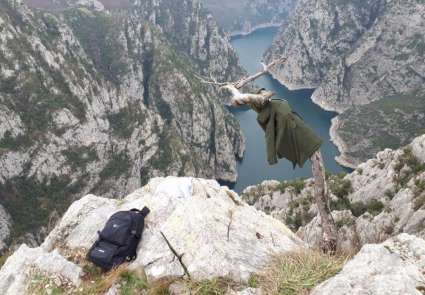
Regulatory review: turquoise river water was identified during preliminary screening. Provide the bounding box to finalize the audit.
[229,27,347,192]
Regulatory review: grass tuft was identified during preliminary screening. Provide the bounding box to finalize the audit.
[258,251,348,295]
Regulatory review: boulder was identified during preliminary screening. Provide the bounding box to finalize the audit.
[0,177,303,294]
[42,177,303,282]
[311,234,425,295]
[0,244,82,294]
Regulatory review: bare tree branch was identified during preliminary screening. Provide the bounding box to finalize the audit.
[234,57,287,90]
[196,56,338,253]
[195,57,286,108]
[311,151,337,254]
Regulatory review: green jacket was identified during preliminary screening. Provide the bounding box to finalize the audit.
[255,99,322,168]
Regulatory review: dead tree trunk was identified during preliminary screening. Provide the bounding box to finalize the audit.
[311,150,337,254]
[196,58,338,253]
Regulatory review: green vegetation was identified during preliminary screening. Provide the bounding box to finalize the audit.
[385,189,395,200]
[0,131,31,150]
[351,200,385,217]
[24,250,349,295]
[327,173,385,217]
[64,8,128,86]
[186,278,237,295]
[27,265,148,295]
[393,147,425,190]
[414,194,425,211]
[278,178,306,194]
[28,271,68,295]
[107,106,146,139]
[0,175,84,238]
[328,173,353,199]
[119,270,149,295]
[0,251,11,268]
[338,92,425,163]
[99,152,132,180]
[248,275,258,288]
[62,146,98,171]
[258,251,347,295]
[335,216,355,229]
[285,195,315,231]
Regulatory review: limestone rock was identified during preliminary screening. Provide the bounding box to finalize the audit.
[203,0,296,35]
[0,0,245,246]
[243,135,425,251]
[311,234,425,295]
[0,244,82,295]
[41,177,303,283]
[265,0,425,165]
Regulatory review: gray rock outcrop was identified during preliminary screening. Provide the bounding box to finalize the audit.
[0,177,303,294]
[0,244,82,295]
[203,0,297,35]
[266,0,425,113]
[311,234,425,295]
[242,135,425,253]
[0,0,245,246]
[265,0,425,166]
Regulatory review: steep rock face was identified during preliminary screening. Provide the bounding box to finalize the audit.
[0,0,244,245]
[312,234,425,295]
[265,0,425,112]
[265,0,425,166]
[134,0,244,82]
[0,205,11,254]
[203,0,297,35]
[242,135,425,253]
[331,92,425,167]
[0,177,303,294]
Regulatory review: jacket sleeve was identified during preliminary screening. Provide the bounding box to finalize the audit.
[265,111,278,165]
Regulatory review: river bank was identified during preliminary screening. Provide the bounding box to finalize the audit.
[329,117,358,169]
[229,27,347,192]
[229,23,282,38]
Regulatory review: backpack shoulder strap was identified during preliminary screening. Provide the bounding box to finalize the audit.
[130,207,150,238]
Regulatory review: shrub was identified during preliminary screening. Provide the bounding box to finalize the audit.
[414,194,425,211]
[62,146,98,170]
[278,178,306,194]
[118,270,148,295]
[351,200,384,217]
[393,147,425,189]
[384,189,395,200]
[99,152,131,180]
[329,174,353,199]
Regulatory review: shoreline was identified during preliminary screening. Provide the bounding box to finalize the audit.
[266,70,357,170]
[229,23,282,38]
[329,117,358,169]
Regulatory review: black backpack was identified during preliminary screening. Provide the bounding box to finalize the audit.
[87,207,150,271]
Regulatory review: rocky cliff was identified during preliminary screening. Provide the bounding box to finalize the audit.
[0,0,245,249]
[0,177,304,294]
[265,0,425,166]
[1,177,425,294]
[203,0,297,35]
[242,134,425,253]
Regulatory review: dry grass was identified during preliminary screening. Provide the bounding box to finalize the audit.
[185,277,241,295]
[257,250,348,295]
[26,250,349,295]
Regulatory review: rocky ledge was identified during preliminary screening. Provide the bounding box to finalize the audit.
[312,234,425,295]
[242,134,425,253]
[2,177,425,294]
[0,177,303,294]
